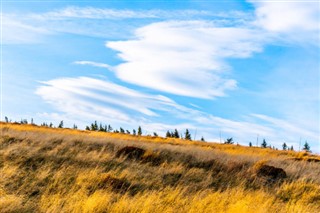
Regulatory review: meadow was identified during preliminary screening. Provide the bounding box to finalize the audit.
[1,122,320,212]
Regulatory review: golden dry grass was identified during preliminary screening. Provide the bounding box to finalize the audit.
[1,122,320,213]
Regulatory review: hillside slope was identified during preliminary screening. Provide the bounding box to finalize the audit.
[1,123,320,212]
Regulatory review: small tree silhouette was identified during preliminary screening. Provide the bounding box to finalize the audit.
[173,129,180,138]
[201,136,205,142]
[261,139,267,148]
[303,141,311,152]
[249,142,252,147]
[184,129,191,140]
[138,126,142,136]
[224,137,234,144]
[282,143,287,151]
[58,120,64,128]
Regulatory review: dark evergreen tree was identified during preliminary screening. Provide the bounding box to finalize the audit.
[290,145,294,151]
[107,125,113,132]
[282,142,287,150]
[5,116,8,123]
[184,129,191,140]
[138,126,142,136]
[261,139,267,148]
[120,127,125,133]
[224,137,234,144]
[99,123,104,131]
[58,120,64,128]
[153,132,158,137]
[249,142,252,147]
[85,126,90,131]
[174,129,180,138]
[303,141,311,152]
[132,129,136,135]
[73,124,78,129]
[49,122,53,128]
[201,136,205,142]
[166,130,171,138]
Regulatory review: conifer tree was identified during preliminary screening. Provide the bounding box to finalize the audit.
[58,120,64,128]
[107,125,113,132]
[184,129,191,140]
[99,123,105,132]
[282,143,287,150]
[138,126,142,136]
[224,137,234,144]
[261,139,267,148]
[303,141,311,152]
[174,129,180,138]
[201,136,205,142]
[249,142,252,147]
[166,130,171,138]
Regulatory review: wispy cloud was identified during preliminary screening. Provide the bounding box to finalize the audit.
[36,76,319,151]
[35,76,203,122]
[2,15,51,44]
[74,61,113,70]
[33,7,247,20]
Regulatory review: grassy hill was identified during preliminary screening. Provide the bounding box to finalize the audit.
[1,122,320,212]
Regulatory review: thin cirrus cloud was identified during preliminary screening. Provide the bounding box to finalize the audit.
[2,15,51,44]
[73,61,114,70]
[106,20,266,99]
[32,6,242,20]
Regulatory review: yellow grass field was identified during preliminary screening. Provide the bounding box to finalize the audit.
[1,122,320,213]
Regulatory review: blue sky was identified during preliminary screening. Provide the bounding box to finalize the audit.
[2,0,319,152]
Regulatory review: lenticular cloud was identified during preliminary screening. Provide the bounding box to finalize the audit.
[107,21,265,99]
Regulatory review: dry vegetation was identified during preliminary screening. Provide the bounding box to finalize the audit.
[1,122,320,212]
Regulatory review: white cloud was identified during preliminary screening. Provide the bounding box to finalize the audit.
[35,76,202,123]
[74,61,113,70]
[2,15,51,44]
[107,20,266,98]
[33,7,239,20]
[35,76,319,152]
[248,0,320,44]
